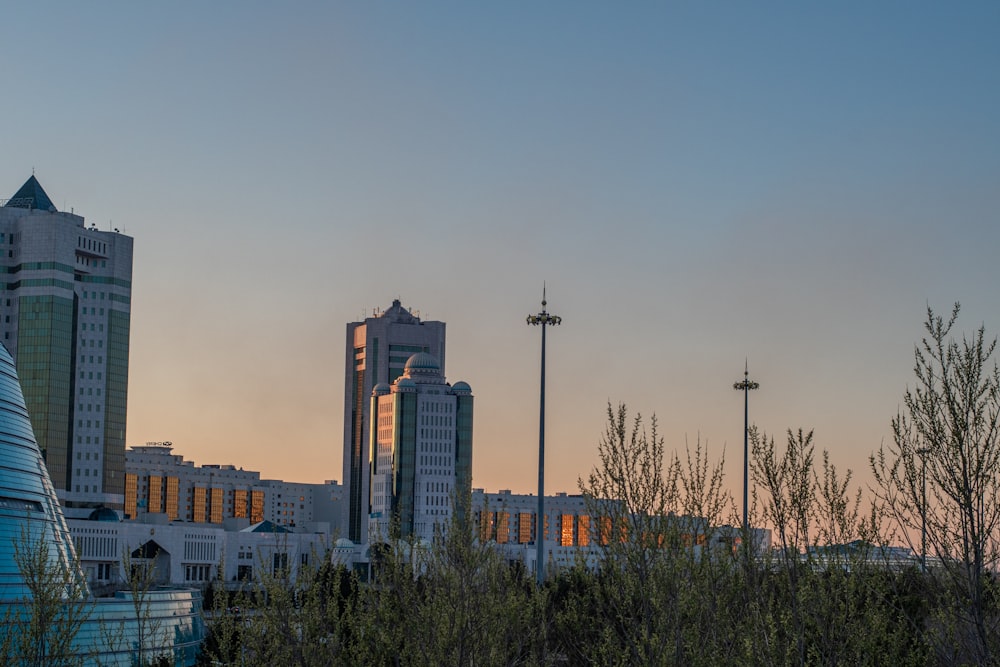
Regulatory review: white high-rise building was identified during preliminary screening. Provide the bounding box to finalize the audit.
[368,352,473,543]
[1,176,133,513]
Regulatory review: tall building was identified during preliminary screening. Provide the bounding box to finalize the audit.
[0,176,133,513]
[343,299,445,543]
[369,353,473,542]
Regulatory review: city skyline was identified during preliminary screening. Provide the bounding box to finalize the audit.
[2,3,999,509]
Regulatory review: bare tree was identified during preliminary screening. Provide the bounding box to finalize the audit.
[872,303,1000,663]
[5,523,92,667]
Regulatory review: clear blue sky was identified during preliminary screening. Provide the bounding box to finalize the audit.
[3,2,999,510]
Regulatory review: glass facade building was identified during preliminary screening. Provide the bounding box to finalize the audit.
[1,176,133,512]
[368,352,473,543]
[343,299,446,544]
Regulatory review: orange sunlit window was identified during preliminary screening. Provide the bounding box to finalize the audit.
[165,477,179,520]
[233,489,248,519]
[577,515,590,547]
[599,517,613,546]
[148,475,162,513]
[496,511,509,544]
[210,487,224,523]
[560,514,574,547]
[518,512,532,544]
[250,490,265,523]
[193,487,206,523]
[124,473,137,519]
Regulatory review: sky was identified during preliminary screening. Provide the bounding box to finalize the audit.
[3,2,999,513]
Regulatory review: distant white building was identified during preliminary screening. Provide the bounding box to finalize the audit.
[67,513,339,592]
[123,442,342,531]
[63,442,352,590]
[471,488,772,576]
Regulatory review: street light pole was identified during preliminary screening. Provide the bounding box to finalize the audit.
[733,362,759,533]
[527,287,561,586]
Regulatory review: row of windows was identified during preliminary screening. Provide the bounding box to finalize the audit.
[421,401,453,414]
[76,254,107,268]
[419,455,452,469]
[78,236,107,254]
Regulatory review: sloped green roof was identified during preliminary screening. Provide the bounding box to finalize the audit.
[243,519,291,533]
[5,175,56,211]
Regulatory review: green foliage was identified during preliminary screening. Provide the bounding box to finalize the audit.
[873,303,1000,664]
[197,304,1000,665]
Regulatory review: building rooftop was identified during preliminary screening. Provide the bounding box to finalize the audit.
[5,175,56,211]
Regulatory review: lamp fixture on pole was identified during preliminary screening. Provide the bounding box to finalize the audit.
[527,286,561,585]
[733,361,759,533]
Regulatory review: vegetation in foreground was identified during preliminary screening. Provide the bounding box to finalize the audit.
[197,305,1000,666]
[8,306,997,665]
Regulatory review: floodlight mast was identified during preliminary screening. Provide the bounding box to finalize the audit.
[527,286,561,586]
[733,362,759,533]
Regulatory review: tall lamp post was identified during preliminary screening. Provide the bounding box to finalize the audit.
[527,287,561,585]
[733,362,759,533]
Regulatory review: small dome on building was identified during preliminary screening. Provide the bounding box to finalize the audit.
[88,507,120,522]
[404,352,440,371]
[395,377,417,392]
[335,538,355,549]
[451,380,472,395]
[372,382,392,396]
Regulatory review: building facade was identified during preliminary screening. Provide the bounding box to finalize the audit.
[472,489,772,576]
[1,176,133,513]
[343,299,445,543]
[122,442,343,531]
[368,353,473,543]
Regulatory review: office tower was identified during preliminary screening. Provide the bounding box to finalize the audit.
[0,176,133,513]
[343,299,445,543]
[369,353,473,542]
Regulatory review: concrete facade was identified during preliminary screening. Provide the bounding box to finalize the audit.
[368,353,473,543]
[1,176,133,513]
[123,442,343,531]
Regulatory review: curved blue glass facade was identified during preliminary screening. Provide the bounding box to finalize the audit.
[0,341,81,600]
[0,342,204,665]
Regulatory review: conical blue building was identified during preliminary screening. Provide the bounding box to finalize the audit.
[0,342,204,665]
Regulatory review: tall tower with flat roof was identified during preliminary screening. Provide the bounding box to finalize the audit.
[0,176,133,514]
[342,300,445,544]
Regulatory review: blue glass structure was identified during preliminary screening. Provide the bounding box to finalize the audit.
[0,342,204,665]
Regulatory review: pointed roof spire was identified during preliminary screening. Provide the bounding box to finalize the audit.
[5,175,56,211]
